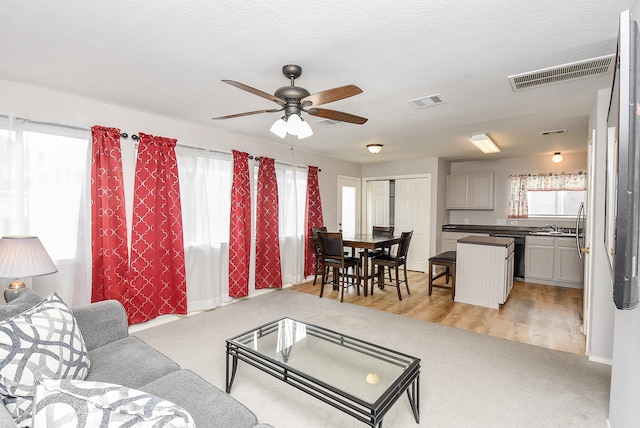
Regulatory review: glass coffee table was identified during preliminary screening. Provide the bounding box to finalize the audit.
[226,317,420,427]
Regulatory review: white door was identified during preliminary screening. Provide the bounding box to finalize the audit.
[366,180,390,232]
[337,176,361,235]
[394,177,430,272]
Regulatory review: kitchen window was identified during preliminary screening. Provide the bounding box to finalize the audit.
[527,190,586,217]
[508,172,586,218]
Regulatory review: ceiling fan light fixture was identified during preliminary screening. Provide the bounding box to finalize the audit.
[270,117,288,138]
[367,144,383,154]
[470,133,500,154]
[286,113,303,136]
[297,119,313,139]
[552,152,563,163]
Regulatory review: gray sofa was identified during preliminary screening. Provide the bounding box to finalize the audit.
[0,290,272,428]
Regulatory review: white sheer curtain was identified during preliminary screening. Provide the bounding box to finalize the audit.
[176,146,232,311]
[0,116,91,305]
[276,163,307,285]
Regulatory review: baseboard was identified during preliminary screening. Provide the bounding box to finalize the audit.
[588,354,613,366]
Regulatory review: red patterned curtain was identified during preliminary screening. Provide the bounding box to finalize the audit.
[303,166,324,277]
[128,133,187,324]
[90,126,130,306]
[229,150,252,298]
[255,157,282,289]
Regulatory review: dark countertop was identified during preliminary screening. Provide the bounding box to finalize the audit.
[442,224,579,237]
[457,235,515,247]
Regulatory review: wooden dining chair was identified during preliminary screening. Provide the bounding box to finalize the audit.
[361,225,395,278]
[317,232,361,302]
[371,231,413,300]
[311,226,328,285]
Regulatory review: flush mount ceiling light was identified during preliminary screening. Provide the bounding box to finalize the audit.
[469,133,500,154]
[367,144,383,154]
[552,152,563,163]
[270,114,313,139]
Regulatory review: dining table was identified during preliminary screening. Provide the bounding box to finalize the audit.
[341,233,401,296]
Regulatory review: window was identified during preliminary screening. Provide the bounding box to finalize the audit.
[508,172,586,218]
[527,190,586,217]
[0,117,90,261]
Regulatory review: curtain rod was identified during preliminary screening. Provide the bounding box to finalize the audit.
[1,116,319,172]
[254,156,320,172]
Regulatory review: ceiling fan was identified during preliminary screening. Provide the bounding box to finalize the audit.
[212,64,367,139]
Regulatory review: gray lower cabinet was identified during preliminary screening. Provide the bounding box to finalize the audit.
[441,232,489,253]
[525,236,584,287]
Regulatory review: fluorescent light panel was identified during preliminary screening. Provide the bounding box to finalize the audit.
[469,133,500,154]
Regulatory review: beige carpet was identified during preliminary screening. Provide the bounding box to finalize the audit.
[133,289,611,428]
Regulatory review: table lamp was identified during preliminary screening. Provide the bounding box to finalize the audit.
[0,236,58,303]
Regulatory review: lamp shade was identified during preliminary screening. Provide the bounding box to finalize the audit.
[297,119,313,139]
[0,236,58,279]
[270,117,288,138]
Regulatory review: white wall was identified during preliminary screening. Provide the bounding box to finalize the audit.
[587,88,616,363]
[0,79,361,304]
[449,153,588,228]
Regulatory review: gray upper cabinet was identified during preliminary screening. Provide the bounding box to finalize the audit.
[446,173,495,210]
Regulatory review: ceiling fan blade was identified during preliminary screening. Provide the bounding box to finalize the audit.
[301,85,363,107]
[221,80,286,106]
[306,108,368,125]
[212,108,282,120]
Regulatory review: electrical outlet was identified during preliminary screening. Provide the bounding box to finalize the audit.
[497,219,506,225]
[510,220,519,225]
[464,218,469,224]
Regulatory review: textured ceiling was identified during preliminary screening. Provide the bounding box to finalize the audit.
[0,1,634,163]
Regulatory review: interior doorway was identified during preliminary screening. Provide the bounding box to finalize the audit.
[337,175,361,235]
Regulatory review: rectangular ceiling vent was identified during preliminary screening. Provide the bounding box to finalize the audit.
[409,94,446,108]
[540,128,568,136]
[315,118,341,126]
[508,54,615,91]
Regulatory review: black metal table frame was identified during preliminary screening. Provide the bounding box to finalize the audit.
[226,317,420,428]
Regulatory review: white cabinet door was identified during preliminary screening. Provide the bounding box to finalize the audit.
[555,238,584,283]
[446,173,494,210]
[446,175,468,209]
[525,237,555,280]
[468,174,495,209]
[525,236,584,286]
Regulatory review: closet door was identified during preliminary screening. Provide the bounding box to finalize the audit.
[394,177,430,272]
[366,180,390,232]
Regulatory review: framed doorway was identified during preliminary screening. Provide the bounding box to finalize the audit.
[337,175,361,235]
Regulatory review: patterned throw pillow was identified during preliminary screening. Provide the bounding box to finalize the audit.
[0,293,90,425]
[33,379,196,428]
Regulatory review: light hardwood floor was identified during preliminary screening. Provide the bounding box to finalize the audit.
[287,270,586,355]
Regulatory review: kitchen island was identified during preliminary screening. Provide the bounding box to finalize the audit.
[455,235,515,309]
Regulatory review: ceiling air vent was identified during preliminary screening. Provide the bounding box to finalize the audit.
[409,94,446,108]
[508,54,615,91]
[315,118,341,126]
[540,129,568,136]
